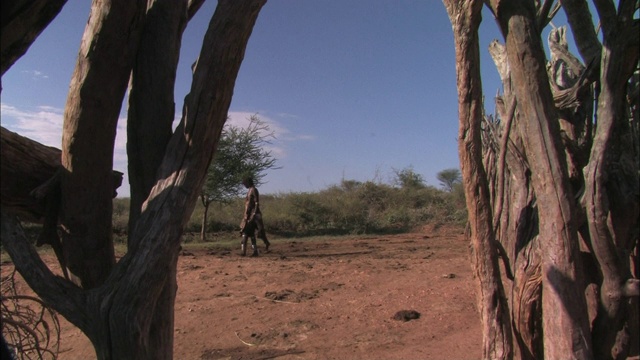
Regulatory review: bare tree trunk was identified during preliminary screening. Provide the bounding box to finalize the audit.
[561,0,601,65]
[201,197,210,242]
[2,0,266,358]
[584,2,639,358]
[103,2,265,357]
[485,1,593,359]
[486,40,543,360]
[59,0,146,289]
[443,2,513,359]
[0,0,67,76]
[127,0,206,235]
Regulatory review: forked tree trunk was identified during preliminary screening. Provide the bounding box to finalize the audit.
[1,1,267,359]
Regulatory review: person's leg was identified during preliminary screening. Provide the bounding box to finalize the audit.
[256,216,270,250]
[250,236,258,256]
[241,235,248,256]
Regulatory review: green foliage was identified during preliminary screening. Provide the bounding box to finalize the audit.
[392,166,426,189]
[436,168,461,192]
[201,114,279,206]
[112,198,130,243]
[109,167,467,242]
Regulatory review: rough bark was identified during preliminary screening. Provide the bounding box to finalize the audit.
[485,1,593,359]
[59,0,146,289]
[126,0,206,236]
[0,127,61,223]
[2,0,266,358]
[481,2,639,358]
[486,40,543,360]
[584,1,639,358]
[126,1,206,351]
[1,127,123,224]
[102,2,266,358]
[0,0,67,77]
[443,2,513,359]
[560,0,601,65]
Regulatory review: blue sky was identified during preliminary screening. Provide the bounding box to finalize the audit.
[1,1,572,196]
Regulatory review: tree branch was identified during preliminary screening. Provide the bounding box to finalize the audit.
[0,211,88,332]
[1,0,67,75]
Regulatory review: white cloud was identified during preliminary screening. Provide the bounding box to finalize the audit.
[1,102,129,193]
[21,70,49,80]
[1,103,128,165]
[1,103,64,147]
[1,103,313,197]
[226,111,314,159]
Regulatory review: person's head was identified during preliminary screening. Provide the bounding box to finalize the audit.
[242,177,254,188]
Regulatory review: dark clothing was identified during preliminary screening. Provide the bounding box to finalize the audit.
[1,335,15,360]
[241,186,260,235]
[241,186,270,247]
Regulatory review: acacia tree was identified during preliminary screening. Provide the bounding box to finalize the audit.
[444,1,638,359]
[436,168,461,192]
[1,0,267,358]
[199,114,278,241]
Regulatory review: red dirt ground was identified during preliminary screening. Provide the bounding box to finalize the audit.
[3,225,482,359]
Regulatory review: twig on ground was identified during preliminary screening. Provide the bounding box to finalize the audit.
[253,295,299,304]
[234,331,256,347]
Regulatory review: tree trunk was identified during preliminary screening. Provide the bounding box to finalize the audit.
[201,198,210,242]
[486,39,544,360]
[126,0,206,236]
[584,2,639,358]
[453,1,636,359]
[59,0,146,289]
[0,0,67,76]
[102,2,265,357]
[443,2,513,359]
[485,1,593,358]
[2,0,266,359]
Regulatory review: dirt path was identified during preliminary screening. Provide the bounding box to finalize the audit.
[4,225,482,359]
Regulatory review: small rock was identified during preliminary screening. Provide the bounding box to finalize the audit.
[392,310,421,322]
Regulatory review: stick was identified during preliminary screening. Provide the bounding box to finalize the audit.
[235,331,256,347]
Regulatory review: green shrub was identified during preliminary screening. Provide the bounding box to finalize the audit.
[102,174,467,241]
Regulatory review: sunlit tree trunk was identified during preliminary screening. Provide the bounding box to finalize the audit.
[443,2,513,359]
[460,1,638,359]
[583,1,639,358]
[60,0,146,289]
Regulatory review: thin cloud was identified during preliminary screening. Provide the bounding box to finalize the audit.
[226,111,315,159]
[1,103,315,196]
[276,112,300,119]
[1,102,128,172]
[1,103,64,147]
[21,69,49,80]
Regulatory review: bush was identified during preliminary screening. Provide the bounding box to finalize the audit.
[103,175,468,242]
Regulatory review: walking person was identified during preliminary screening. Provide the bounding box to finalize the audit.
[240,177,271,256]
